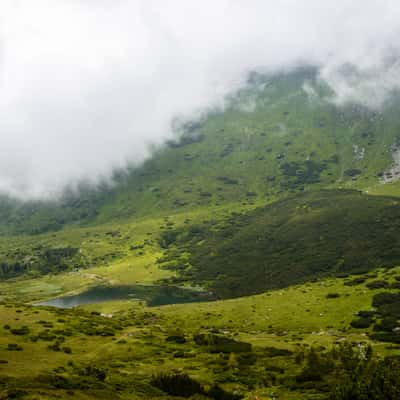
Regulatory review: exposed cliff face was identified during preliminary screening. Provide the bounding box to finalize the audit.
[381,143,400,183]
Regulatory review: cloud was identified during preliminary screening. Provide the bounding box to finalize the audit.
[0,0,399,198]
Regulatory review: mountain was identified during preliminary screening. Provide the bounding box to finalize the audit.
[1,67,400,236]
[1,66,400,400]
[2,67,400,289]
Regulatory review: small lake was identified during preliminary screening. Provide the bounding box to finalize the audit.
[36,284,215,308]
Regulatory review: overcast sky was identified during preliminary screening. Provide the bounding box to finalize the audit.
[0,0,399,198]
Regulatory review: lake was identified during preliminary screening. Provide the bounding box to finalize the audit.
[36,284,215,308]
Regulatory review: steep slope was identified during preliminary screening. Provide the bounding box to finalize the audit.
[96,68,400,222]
[1,67,400,235]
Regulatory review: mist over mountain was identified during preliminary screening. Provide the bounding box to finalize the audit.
[0,1,400,199]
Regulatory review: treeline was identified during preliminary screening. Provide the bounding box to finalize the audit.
[0,246,83,279]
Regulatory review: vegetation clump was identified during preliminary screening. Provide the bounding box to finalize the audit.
[194,333,251,353]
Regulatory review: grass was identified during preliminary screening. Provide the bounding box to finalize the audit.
[0,267,399,399]
[160,189,400,297]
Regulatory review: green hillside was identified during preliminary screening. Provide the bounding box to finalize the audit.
[2,68,400,235]
[160,190,400,297]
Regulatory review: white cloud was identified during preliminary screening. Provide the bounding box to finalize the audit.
[0,0,399,198]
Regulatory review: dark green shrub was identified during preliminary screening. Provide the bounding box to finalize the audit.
[38,330,57,341]
[350,317,372,329]
[344,277,366,286]
[3,389,28,399]
[373,317,398,332]
[343,169,362,177]
[48,343,61,351]
[326,293,340,299]
[166,334,186,344]
[151,373,204,397]
[331,357,400,400]
[208,384,243,400]
[10,326,30,335]
[263,346,293,357]
[357,310,376,318]
[82,366,106,382]
[372,292,400,307]
[366,280,389,289]
[7,343,23,351]
[193,333,251,353]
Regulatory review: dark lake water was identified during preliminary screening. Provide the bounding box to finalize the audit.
[36,284,215,308]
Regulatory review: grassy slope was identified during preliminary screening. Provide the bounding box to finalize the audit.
[2,68,400,287]
[1,68,400,235]
[95,69,400,223]
[162,189,400,297]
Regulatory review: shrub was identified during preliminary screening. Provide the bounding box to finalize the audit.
[48,343,61,351]
[166,334,186,344]
[350,317,372,329]
[208,384,243,400]
[263,346,293,357]
[82,366,107,382]
[326,293,340,299]
[372,292,400,307]
[38,330,57,341]
[357,310,376,318]
[151,373,204,397]
[3,389,28,399]
[10,326,30,335]
[366,280,389,289]
[331,357,400,400]
[193,333,251,353]
[344,277,366,286]
[7,343,23,351]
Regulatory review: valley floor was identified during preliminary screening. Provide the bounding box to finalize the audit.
[1,266,399,399]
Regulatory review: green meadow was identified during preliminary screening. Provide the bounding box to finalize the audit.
[1,69,400,399]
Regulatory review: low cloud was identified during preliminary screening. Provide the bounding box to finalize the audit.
[0,0,399,198]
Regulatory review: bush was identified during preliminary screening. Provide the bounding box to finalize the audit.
[38,330,57,341]
[7,343,23,351]
[357,310,376,318]
[372,292,400,307]
[3,389,28,399]
[208,384,243,400]
[326,293,340,299]
[366,280,389,289]
[10,326,30,335]
[166,334,186,344]
[82,366,106,382]
[193,333,251,353]
[151,373,204,397]
[263,346,293,357]
[344,277,366,286]
[331,357,400,400]
[350,317,372,329]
